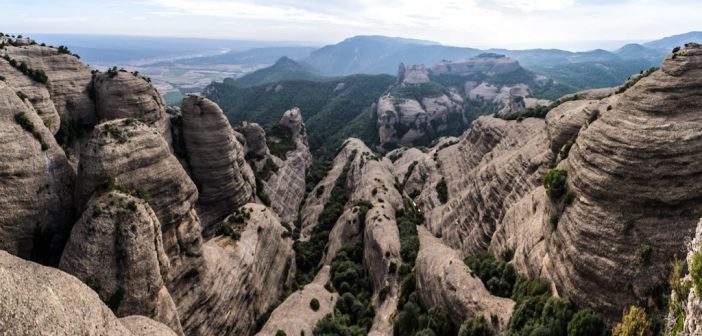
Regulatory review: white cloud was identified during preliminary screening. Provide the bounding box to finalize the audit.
[493,0,575,12]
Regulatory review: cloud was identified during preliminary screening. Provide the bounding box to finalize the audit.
[493,0,575,12]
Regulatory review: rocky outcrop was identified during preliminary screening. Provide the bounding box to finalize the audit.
[0,81,75,264]
[180,94,256,233]
[0,57,60,134]
[432,54,522,77]
[179,204,295,335]
[261,108,312,223]
[400,64,431,85]
[2,44,96,126]
[257,266,338,336]
[120,316,179,336]
[544,99,599,152]
[239,122,269,158]
[415,227,515,333]
[73,119,204,301]
[94,71,168,137]
[0,250,173,335]
[546,43,702,317]
[59,191,183,335]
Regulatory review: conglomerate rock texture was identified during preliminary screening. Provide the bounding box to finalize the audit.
[0,81,75,264]
[0,250,175,336]
[180,94,255,232]
[546,43,702,317]
[59,191,183,335]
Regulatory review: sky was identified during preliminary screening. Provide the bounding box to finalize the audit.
[2,0,701,50]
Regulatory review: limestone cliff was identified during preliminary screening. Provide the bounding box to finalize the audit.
[0,250,175,336]
[180,94,255,232]
[59,191,183,335]
[0,80,75,264]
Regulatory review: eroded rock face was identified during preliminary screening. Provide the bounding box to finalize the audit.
[2,44,95,126]
[0,81,75,264]
[547,43,702,317]
[0,250,134,335]
[59,191,183,335]
[94,71,168,136]
[665,218,702,335]
[239,122,270,158]
[257,266,338,336]
[261,108,312,223]
[415,227,515,333]
[432,54,521,77]
[0,57,60,134]
[178,204,295,336]
[74,119,204,299]
[120,316,179,336]
[180,94,256,233]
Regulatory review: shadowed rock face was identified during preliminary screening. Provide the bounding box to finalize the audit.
[0,81,75,265]
[94,71,168,136]
[73,119,205,298]
[59,191,183,335]
[547,43,702,317]
[0,250,175,336]
[180,94,256,233]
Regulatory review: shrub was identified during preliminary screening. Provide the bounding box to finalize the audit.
[14,112,48,151]
[310,298,320,311]
[464,252,517,298]
[588,109,600,124]
[669,255,691,334]
[691,251,702,295]
[635,244,652,267]
[436,179,448,204]
[275,330,287,336]
[267,124,296,159]
[558,135,577,161]
[93,205,103,218]
[544,169,567,200]
[611,306,653,336]
[567,309,605,336]
[672,46,681,53]
[459,315,494,336]
[127,201,138,211]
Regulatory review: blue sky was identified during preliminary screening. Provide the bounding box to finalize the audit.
[3,0,701,50]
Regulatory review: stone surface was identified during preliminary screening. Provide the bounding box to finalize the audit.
[120,316,179,336]
[415,227,515,333]
[59,191,183,335]
[0,250,132,335]
[3,44,96,126]
[544,99,599,152]
[546,43,702,317]
[178,203,295,336]
[94,71,168,136]
[0,81,75,264]
[432,54,522,77]
[180,94,255,233]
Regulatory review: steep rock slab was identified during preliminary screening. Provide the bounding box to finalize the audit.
[257,266,338,336]
[59,191,183,335]
[0,57,60,134]
[419,117,551,260]
[94,71,168,137]
[181,94,255,233]
[0,81,75,264]
[544,99,599,153]
[178,204,295,335]
[74,119,204,300]
[262,108,312,223]
[547,43,702,317]
[415,227,515,333]
[120,316,179,336]
[3,44,95,126]
[0,250,131,335]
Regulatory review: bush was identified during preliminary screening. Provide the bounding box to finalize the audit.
[567,309,605,336]
[458,315,494,336]
[544,169,567,200]
[611,306,653,336]
[275,330,287,336]
[436,179,448,204]
[464,252,517,298]
[267,124,297,159]
[691,251,702,295]
[310,298,320,311]
[635,244,652,267]
[14,112,48,151]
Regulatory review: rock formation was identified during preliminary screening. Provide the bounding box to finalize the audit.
[415,227,514,333]
[0,80,75,265]
[73,118,205,300]
[0,250,175,336]
[94,71,168,136]
[59,191,183,335]
[547,43,702,317]
[432,54,521,76]
[180,94,255,232]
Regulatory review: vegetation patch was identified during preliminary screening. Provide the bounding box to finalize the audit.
[611,306,653,336]
[544,169,568,201]
[266,124,297,159]
[616,67,658,94]
[294,150,357,286]
[14,112,48,151]
[2,54,48,84]
[436,179,448,204]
